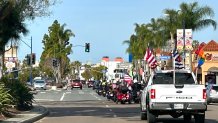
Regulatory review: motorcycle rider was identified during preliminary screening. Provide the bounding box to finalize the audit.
[131,79,142,103]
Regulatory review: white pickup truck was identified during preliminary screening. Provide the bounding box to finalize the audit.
[140,70,207,123]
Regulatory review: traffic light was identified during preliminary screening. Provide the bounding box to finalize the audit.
[25,54,31,65]
[85,43,90,52]
[52,59,58,67]
[32,53,36,64]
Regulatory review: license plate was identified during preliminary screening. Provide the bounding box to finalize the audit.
[174,104,184,109]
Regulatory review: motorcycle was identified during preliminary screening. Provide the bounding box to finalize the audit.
[132,90,141,103]
[116,91,132,104]
[102,90,106,97]
[97,89,103,96]
[106,91,114,101]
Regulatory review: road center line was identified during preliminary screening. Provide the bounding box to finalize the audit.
[60,92,66,101]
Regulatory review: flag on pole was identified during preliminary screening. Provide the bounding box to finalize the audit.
[144,48,157,69]
[195,44,205,68]
[123,74,132,85]
[172,50,184,69]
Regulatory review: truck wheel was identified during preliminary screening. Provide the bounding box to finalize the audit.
[140,112,147,120]
[194,113,205,123]
[184,114,192,122]
[147,109,156,123]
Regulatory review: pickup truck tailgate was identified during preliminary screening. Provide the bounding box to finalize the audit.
[150,84,206,103]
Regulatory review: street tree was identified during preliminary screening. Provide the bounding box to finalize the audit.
[90,65,107,81]
[0,0,59,75]
[40,20,74,84]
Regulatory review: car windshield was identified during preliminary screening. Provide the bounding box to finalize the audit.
[35,80,45,84]
[153,72,195,84]
[89,81,94,83]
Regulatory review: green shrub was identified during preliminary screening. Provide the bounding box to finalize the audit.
[1,77,34,110]
[0,84,13,113]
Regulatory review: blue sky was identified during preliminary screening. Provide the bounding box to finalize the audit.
[18,0,218,63]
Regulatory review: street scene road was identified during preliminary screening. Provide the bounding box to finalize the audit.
[33,86,218,123]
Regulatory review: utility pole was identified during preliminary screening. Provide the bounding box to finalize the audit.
[30,37,33,86]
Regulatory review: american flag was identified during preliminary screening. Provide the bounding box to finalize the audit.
[123,74,132,85]
[172,50,184,69]
[124,74,132,81]
[144,48,157,69]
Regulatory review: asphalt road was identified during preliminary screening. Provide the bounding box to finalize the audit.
[34,86,218,123]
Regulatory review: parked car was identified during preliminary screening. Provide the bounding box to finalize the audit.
[88,81,94,88]
[33,79,47,90]
[206,84,218,104]
[71,80,82,90]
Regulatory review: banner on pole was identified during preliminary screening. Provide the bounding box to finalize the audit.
[185,29,193,50]
[176,29,184,51]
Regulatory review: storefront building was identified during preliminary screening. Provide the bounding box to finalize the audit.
[192,40,218,85]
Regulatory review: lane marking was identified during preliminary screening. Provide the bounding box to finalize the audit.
[40,92,46,94]
[34,99,54,101]
[66,92,71,94]
[60,92,66,101]
[106,105,109,107]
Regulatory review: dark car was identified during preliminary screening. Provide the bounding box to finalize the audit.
[88,81,94,88]
[71,80,82,90]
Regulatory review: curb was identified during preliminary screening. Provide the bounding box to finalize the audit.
[20,106,49,123]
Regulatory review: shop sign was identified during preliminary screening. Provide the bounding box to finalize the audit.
[212,54,218,61]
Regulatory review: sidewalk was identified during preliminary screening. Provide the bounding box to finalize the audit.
[1,104,49,123]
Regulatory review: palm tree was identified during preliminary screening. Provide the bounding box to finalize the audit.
[161,2,217,51]
[158,9,180,51]
[56,22,74,81]
[40,20,74,83]
[179,2,216,31]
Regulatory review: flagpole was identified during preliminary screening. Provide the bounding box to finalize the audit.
[195,56,199,84]
[173,50,175,84]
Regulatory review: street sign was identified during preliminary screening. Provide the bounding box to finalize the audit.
[160,56,171,60]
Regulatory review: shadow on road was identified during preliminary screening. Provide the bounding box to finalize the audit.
[37,100,218,123]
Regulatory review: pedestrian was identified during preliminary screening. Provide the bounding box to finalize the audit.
[206,77,213,96]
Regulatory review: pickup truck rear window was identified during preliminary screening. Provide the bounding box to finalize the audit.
[212,86,218,91]
[153,73,195,84]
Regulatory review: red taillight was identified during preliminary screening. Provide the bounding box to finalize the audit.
[150,89,156,99]
[203,89,206,99]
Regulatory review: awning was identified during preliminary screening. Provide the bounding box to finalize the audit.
[204,67,218,73]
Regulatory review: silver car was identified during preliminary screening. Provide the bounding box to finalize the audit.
[33,80,46,90]
[207,85,218,104]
